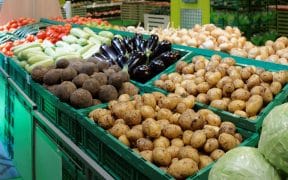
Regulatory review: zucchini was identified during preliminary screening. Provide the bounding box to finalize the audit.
[54,52,80,60]
[77,44,94,55]
[27,55,51,64]
[77,38,88,46]
[93,35,111,45]
[18,47,44,60]
[27,59,54,73]
[55,54,81,62]
[70,28,90,39]
[82,43,101,59]
[13,42,41,55]
[83,27,97,37]
[62,35,78,44]
[55,41,70,47]
[88,37,101,45]
[42,40,55,49]
[99,31,114,39]
[44,47,56,57]
[70,44,82,51]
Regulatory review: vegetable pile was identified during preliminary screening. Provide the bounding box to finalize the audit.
[89,93,243,179]
[36,24,72,43]
[154,55,288,119]
[95,34,181,83]
[31,58,139,108]
[0,18,36,32]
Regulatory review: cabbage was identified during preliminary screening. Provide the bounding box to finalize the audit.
[208,147,280,180]
[258,102,288,174]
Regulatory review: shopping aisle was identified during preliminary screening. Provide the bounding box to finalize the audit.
[0,76,20,180]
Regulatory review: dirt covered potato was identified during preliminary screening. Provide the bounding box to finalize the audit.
[199,155,213,169]
[140,150,153,162]
[109,123,130,138]
[167,158,198,179]
[210,99,228,110]
[203,138,219,153]
[190,130,206,149]
[154,136,170,148]
[178,146,200,163]
[218,133,238,151]
[210,149,225,160]
[246,95,263,117]
[152,147,171,166]
[136,138,154,151]
[167,146,180,158]
[162,124,183,139]
[142,118,161,138]
[219,122,236,135]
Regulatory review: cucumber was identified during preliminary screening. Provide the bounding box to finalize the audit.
[42,40,55,49]
[70,28,90,39]
[77,38,88,46]
[54,52,80,60]
[55,41,70,47]
[27,59,54,73]
[77,44,94,55]
[13,42,41,55]
[55,54,81,62]
[70,44,82,51]
[62,35,78,44]
[88,37,101,45]
[99,31,114,39]
[83,27,97,37]
[82,43,101,59]
[27,55,51,64]
[93,35,111,45]
[44,47,56,57]
[18,47,44,60]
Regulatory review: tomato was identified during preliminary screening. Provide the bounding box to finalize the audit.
[36,31,46,39]
[26,35,35,42]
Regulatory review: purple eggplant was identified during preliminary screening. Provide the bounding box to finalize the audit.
[149,40,172,60]
[100,45,118,63]
[127,51,146,72]
[123,37,134,53]
[147,34,159,51]
[149,59,166,74]
[158,51,181,66]
[116,54,128,68]
[93,53,114,64]
[131,65,152,83]
[111,37,127,56]
[132,33,144,51]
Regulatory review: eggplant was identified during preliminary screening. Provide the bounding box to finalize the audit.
[100,45,118,63]
[123,37,134,53]
[93,53,114,64]
[132,33,143,51]
[116,54,128,68]
[127,51,146,72]
[150,40,172,60]
[111,37,126,56]
[146,34,159,51]
[157,51,181,66]
[139,39,148,52]
[131,65,152,83]
[149,59,166,74]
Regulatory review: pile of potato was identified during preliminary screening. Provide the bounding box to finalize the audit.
[154,55,288,119]
[89,93,243,179]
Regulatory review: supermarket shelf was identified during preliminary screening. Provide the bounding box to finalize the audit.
[86,2,122,8]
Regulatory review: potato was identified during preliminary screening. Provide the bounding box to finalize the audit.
[164,80,176,92]
[111,101,134,119]
[199,155,213,169]
[233,79,244,89]
[133,95,143,110]
[231,88,250,101]
[123,110,142,126]
[196,93,209,104]
[191,113,205,130]
[178,146,200,163]
[234,133,243,143]
[89,109,111,121]
[206,71,222,86]
[203,138,219,153]
[217,76,233,89]
[185,83,198,96]
[206,61,219,72]
[218,133,237,151]
[160,74,169,81]
[157,119,170,129]
[210,149,225,160]
[261,88,273,103]
[156,108,173,120]
[109,123,130,138]
[169,73,183,84]
[270,81,282,95]
[222,97,231,105]
[182,95,195,109]
[160,166,168,173]
[207,88,222,101]
[190,130,207,148]
[195,76,205,84]
[152,92,165,102]
[247,74,261,89]
[152,147,172,166]
[196,82,210,93]
[133,148,139,153]
[142,118,161,138]
[169,113,181,125]
[206,113,221,127]
[246,95,263,116]
[234,110,248,118]
[98,114,115,129]
[171,138,184,147]
[167,158,198,179]
[132,124,143,131]
[167,146,180,159]
[118,94,130,102]
[260,71,273,83]
[114,119,125,124]
[211,54,222,63]
[136,138,154,151]
[154,80,165,88]
[154,136,170,148]
[142,93,157,109]
[175,87,189,97]
[178,109,195,130]
[176,61,188,73]
[176,102,188,114]
[162,124,183,139]
[126,128,144,142]
[219,122,236,135]
[223,57,236,66]
[260,82,270,89]
[182,130,193,145]
[204,125,218,138]
[195,60,206,71]
[250,86,265,95]
[228,70,241,80]
[140,150,153,162]
[140,105,156,119]
[228,100,246,113]
[222,83,235,97]
[210,100,227,110]
[108,100,118,110]
[240,68,252,80]
[182,64,195,74]
[273,71,288,85]
[118,135,130,147]
[158,97,178,110]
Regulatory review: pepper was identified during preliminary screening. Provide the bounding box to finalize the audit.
[111,37,126,56]
[131,65,152,83]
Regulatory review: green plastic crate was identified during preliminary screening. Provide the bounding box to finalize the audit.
[79,101,259,180]
[0,53,9,76]
[146,46,288,132]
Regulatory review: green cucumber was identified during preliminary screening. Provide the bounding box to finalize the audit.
[55,41,70,47]
[99,31,114,39]
[83,27,97,37]
[93,35,111,45]
[13,42,41,55]
[70,44,82,51]
[44,47,56,57]
[19,47,43,59]
[77,44,94,55]
[54,52,80,60]
[70,28,90,39]
[82,43,101,59]
[27,55,51,64]
[76,38,88,46]
[62,35,78,44]
[55,54,81,62]
[88,37,101,45]
[27,59,54,73]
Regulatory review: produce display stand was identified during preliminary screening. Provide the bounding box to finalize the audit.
[144,14,170,31]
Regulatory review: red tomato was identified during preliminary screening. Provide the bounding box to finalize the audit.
[26,35,35,42]
[36,31,46,39]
